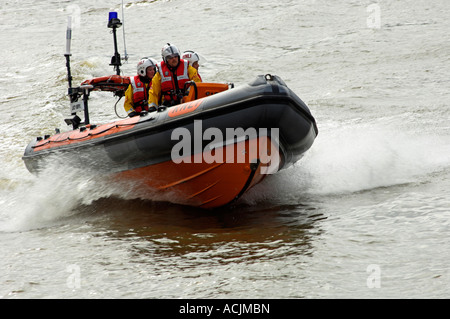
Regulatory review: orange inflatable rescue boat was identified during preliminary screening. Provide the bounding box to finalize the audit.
[22,14,318,209]
[23,74,318,209]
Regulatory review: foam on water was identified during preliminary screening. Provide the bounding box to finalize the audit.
[303,123,450,194]
[0,164,120,232]
[243,121,450,205]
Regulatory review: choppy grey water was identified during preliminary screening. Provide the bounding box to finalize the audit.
[0,0,449,299]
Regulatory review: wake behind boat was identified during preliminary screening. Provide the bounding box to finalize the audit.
[22,13,318,209]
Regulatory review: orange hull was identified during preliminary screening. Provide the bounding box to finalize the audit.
[115,136,280,209]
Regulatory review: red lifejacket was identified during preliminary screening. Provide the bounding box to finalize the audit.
[130,75,149,112]
[160,59,190,105]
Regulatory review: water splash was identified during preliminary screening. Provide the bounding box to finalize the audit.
[304,124,450,194]
[0,163,121,232]
[243,122,450,204]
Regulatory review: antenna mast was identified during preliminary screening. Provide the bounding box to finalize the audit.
[65,16,74,101]
[121,0,129,63]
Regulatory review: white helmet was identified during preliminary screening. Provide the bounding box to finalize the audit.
[137,58,157,77]
[182,51,200,65]
[161,43,181,63]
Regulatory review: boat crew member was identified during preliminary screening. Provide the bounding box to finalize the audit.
[148,43,201,108]
[123,58,158,117]
[182,50,203,82]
